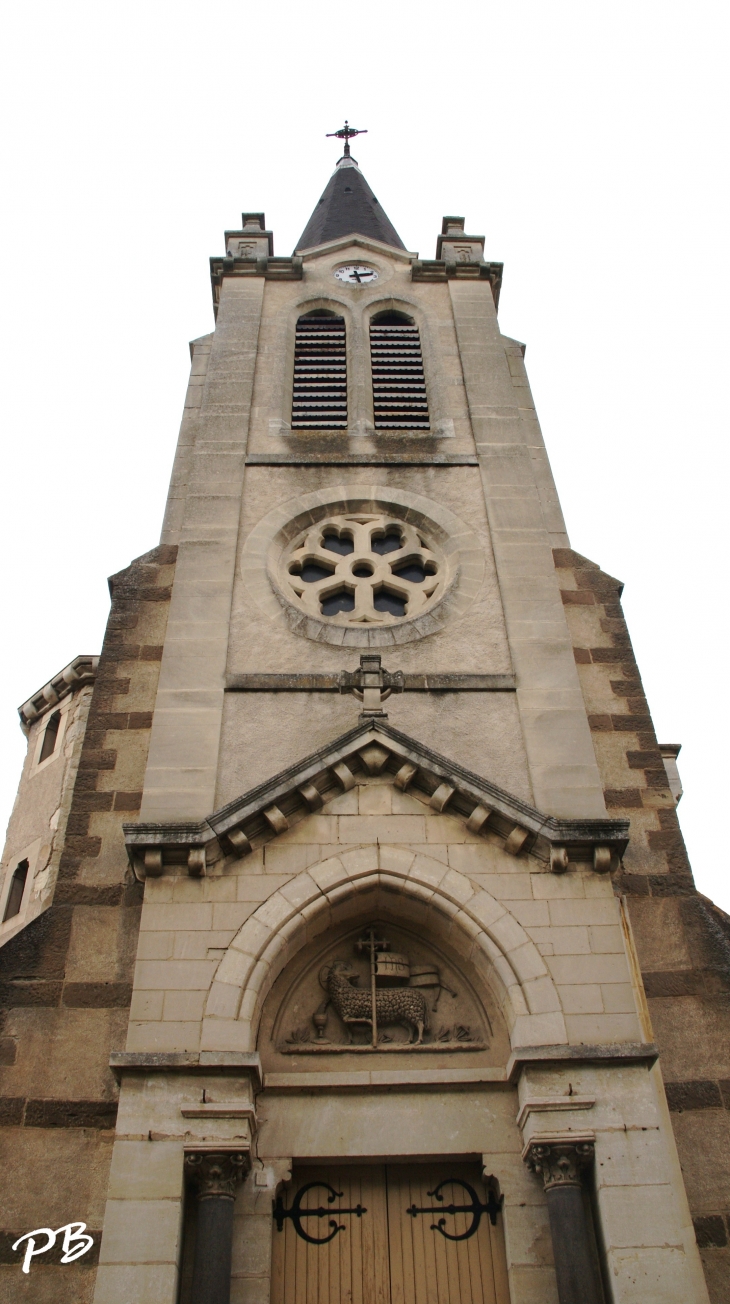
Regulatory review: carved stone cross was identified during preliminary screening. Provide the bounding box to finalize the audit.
[339,654,404,718]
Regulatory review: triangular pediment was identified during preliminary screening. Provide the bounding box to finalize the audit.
[298,234,417,263]
[124,721,628,879]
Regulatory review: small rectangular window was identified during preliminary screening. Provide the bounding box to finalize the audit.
[292,313,347,429]
[3,860,29,922]
[38,709,61,763]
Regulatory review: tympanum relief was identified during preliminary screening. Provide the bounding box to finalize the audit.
[262,923,499,1063]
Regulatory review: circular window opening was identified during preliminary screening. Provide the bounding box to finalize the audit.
[280,512,445,627]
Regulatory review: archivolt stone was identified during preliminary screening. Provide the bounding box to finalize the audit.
[201,846,566,1056]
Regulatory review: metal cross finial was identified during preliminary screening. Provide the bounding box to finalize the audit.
[326,120,367,158]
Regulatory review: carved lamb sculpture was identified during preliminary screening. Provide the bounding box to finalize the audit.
[323,960,430,1044]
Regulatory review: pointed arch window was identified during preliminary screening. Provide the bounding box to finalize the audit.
[370,311,430,430]
[291,310,347,429]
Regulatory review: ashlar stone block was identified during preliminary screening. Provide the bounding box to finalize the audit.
[107,1140,184,1202]
[98,1197,182,1264]
[93,1264,180,1304]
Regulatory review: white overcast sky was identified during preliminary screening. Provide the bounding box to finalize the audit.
[0,1,728,905]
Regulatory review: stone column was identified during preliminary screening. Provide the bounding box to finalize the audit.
[185,1150,249,1304]
[525,1140,602,1304]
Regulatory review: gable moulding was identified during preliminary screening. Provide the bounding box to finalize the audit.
[297,234,417,264]
[123,720,628,880]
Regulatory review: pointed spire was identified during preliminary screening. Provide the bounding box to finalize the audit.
[294,127,406,254]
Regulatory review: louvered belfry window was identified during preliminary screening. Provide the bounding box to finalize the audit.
[291,311,347,429]
[370,312,430,430]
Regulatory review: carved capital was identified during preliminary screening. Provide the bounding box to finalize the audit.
[185,1150,250,1200]
[525,1140,595,1191]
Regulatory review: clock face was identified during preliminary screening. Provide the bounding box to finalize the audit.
[334,264,379,286]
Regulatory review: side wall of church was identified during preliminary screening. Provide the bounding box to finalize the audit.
[0,543,176,1303]
[556,546,730,1302]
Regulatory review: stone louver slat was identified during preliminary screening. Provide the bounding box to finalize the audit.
[370,323,429,430]
[123,720,628,880]
[292,315,347,428]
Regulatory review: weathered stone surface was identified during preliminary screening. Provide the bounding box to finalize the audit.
[0,182,720,1304]
[0,547,176,1303]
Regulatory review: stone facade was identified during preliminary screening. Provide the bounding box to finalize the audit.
[0,156,725,1304]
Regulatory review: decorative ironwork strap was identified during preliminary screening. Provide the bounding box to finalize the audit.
[273,1182,367,1244]
[406,1178,503,1241]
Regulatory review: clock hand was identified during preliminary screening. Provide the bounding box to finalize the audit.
[352,270,362,282]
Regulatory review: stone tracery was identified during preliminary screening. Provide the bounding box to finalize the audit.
[282,512,444,624]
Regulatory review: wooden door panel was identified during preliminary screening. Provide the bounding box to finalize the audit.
[271,1163,509,1304]
[272,1165,390,1304]
[386,1164,508,1304]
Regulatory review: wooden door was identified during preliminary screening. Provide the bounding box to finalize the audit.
[387,1164,509,1304]
[272,1165,391,1304]
[271,1164,509,1304]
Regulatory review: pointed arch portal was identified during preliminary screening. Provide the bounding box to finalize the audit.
[203,844,565,1055]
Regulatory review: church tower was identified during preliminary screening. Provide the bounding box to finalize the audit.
[1,129,728,1304]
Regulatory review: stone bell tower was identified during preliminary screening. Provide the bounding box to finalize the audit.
[1,127,728,1304]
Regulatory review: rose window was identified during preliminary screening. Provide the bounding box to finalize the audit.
[283,514,445,625]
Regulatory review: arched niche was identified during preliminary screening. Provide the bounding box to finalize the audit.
[258,909,511,1075]
[203,846,565,1055]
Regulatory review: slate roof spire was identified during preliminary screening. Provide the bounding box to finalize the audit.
[294,152,406,254]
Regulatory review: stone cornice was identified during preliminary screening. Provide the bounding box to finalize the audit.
[224,672,516,693]
[123,720,629,878]
[210,255,302,281]
[244,453,480,466]
[516,1096,596,1129]
[210,254,303,313]
[411,259,503,308]
[507,1041,658,1081]
[109,1051,262,1085]
[18,654,99,732]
